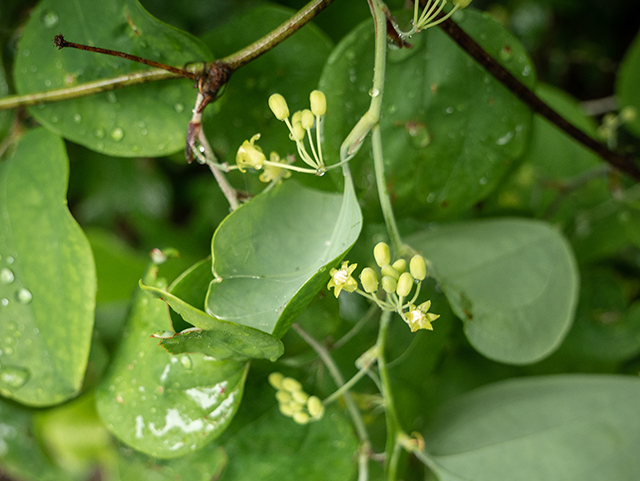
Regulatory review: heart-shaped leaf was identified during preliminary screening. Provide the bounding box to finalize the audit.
[206,175,362,338]
[320,9,534,219]
[141,282,284,361]
[14,0,212,157]
[407,218,578,364]
[0,128,95,406]
[96,265,247,458]
[422,375,640,481]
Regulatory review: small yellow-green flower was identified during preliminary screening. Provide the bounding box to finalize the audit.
[236,134,265,172]
[328,261,358,298]
[260,152,292,183]
[404,301,440,332]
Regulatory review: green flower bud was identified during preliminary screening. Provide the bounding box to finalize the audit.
[360,267,379,293]
[289,401,305,412]
[382,275,397,294]
[291,121,305,141]
[310,90,327,116]
[396,272,414,297]
[269,93,289,120]
[268,372,285,389]
[293,411,310,425]
[621,106,637,123]
[392,258,407,274]
[281,377,302,392]
[381,264,400,280]
[279,403,295,417]
[292,390,309,404]
[276,390,292,404]
[374,242,391,267]
[455,0,473,7]
[410,255,427,281]
[307,396,325,418]
[301,109,314,129]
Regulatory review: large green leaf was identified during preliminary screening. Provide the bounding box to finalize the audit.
[617,30,640,138]
[206,176,362,338]
[422,375,640,481]
[201,4,333,166]
[320,9,534,220]
[218,405,358,481]
[0,128,95,406]
[141,282,284,361]
[407,218,578,364]
[95,265,247,458]
[14,0,212,157]
[0,52,11,140]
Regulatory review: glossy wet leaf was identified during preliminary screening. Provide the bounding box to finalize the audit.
[14,0,212,157]
[422,375,640,481]
[617,30,640,137]
[0,398,82,481]
[96,265,247,459]
[218,405,357,481]
[0,53,11,140]
[141,282,284,361]
[0,128,95,406]
[206,176,362,338]
[320,9,534,219]
[408,218,578,364]
[202,4,332,165]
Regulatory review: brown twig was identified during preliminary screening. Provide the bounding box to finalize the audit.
[434,16,640,181]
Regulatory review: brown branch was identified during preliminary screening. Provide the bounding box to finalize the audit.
[434,16,640,181]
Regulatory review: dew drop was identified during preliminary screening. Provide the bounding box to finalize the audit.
[0,268,14,284]
[173,103,184,113]
[522,65,531,77]
[368,88,380,98]
[180,355,193,370]
[106,92,118,103]
[479,177,488,185]
[51,116,59,123]
[94,128,105,139]
[0,366,30,388]
[141,129,148,136]
[111,128,124,141]
[16,288,32,305]
[30,65,37,73]
[22,49,30,57]
[42,10,59,28]
[44,79,51,87]
[1,299,8,306]
[73,113,82,123]
[444,107,454,114]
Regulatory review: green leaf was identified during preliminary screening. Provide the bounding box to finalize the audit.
[14,0,212,157]
[0,52,11,140]
[141,282,284,361]
[206,176,362,338]
[0,128,95,406]
[617,30,640,138]
[320,9,534,220]
[218,405,357,481]
[95,265,247,459]
[422,375,640,481]
[201,4,333,165]
[407,218,578,364]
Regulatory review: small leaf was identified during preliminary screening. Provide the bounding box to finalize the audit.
[14,0,212,157]
[320,9,534,219]
[206,176,362,337]
[408,218,579,364]
[617,30,640,138]
[141,282,284,361]
[0,128,95,406]
[422,375,640,481]
[96,265,247,458]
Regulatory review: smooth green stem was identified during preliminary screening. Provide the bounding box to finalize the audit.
[376,310,403,480]
[324,359,374,405]
[332,304,379,350]
[0,69,177,110]
[262,160,317,174]
[292,323,371,481]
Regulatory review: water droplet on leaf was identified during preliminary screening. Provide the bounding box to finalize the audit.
[111,128,124,141]
[107,92,118,103]
[180,355,193,369]
[94,128,105,139]
[174,103,184,113]
[0,268,14,284]
[42,10,59,28]
[73,113,82,123]
[1,298,8,306]
[369,88,380,98]
[16,288,32,304]
[0,366,30,388]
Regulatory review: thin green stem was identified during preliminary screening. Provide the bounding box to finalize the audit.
[324,360,374,405]
[262,160,317,174]
[0,69,177,110]
[332,304,379,350]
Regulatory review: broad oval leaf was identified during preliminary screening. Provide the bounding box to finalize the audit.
[422,375,640,481]
[320,9,534,219]
[617,31,640,138]
[96,265,247,458]
[14,0,212,157]
[206,175,362,338]
[141,282,284,361]
[0,128,95,406]
[407,218,578,364]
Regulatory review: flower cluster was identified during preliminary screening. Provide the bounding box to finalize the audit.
[269,372,325,424]
[412,0,472,34]
[327,242,439,332]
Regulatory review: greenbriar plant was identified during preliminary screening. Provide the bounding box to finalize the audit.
[1,0,640,480]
